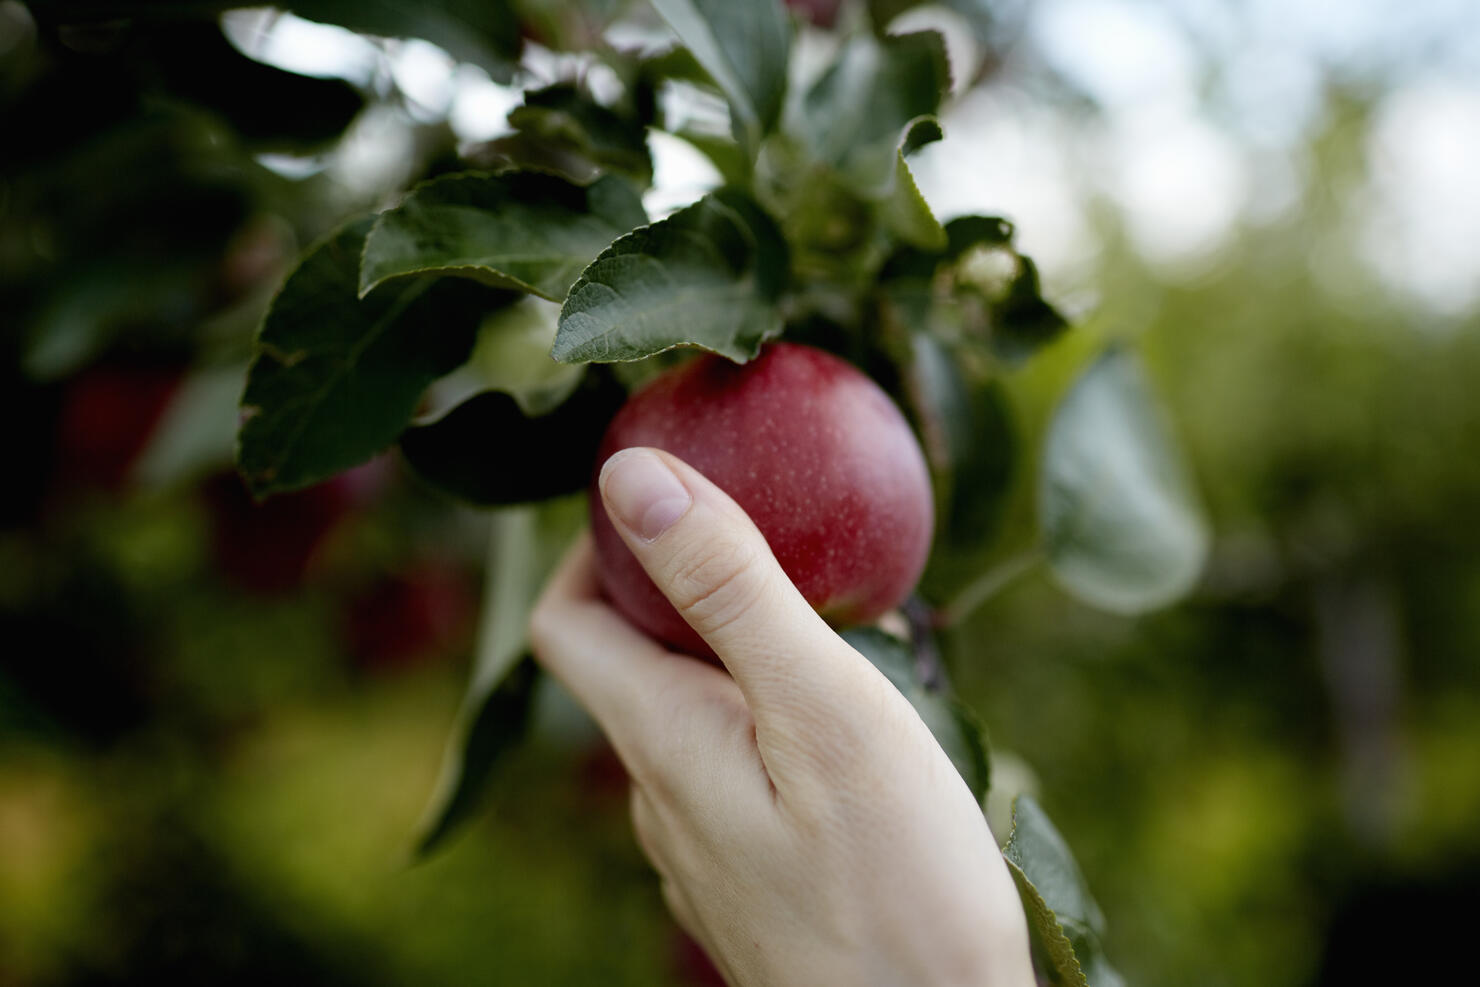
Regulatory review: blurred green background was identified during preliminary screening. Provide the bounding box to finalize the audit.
[3,1,1478,984]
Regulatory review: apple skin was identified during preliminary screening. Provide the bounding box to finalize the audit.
[590,342,934,658]
[202,458,388,594]
[342,560,476,672]
[54,363,183,491]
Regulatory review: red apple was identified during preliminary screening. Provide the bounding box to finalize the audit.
[671,928,728,986]
[342,560,477,672]
[53,363,183,491]
[202,458,388,594]
[590,342,933,657]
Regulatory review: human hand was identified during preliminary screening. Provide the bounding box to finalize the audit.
[529,448,1035,987]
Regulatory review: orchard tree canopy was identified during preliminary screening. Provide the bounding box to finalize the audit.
[2,2,1253,985]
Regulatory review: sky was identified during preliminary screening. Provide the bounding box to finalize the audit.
[913,0,1480,318]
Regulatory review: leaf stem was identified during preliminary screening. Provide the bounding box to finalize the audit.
[938,549,1045,628]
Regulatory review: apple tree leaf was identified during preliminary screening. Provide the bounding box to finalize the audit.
[1004,795,1124,987]
[668,127,754,188]
[553,188,788,364]
[23,259,204,381]
[415,656,537,856]
[905,332,1015,548]
[841,627,990,802]
[880,116,948,250]
[881,214,1016,282]
[455,296,586,417]
[104,20,365,150]
[804,31,950,191]
[868,0,1003,48]
[133,362,247,489]
[398,369,627,506]
[238,217,499,496]
[284,0,524,82]
[649,0,791,154]
[359,171,648,301]
[504,83,654,184]
[990,253,1070,363]
[416,496,587,854]
[45,0,523,82]
[1039,348,1209,614]
[882,215,1069,363]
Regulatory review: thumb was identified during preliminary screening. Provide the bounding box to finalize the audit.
[597,447,867,723]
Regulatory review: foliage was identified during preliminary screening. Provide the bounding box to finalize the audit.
[0,0,1283,983]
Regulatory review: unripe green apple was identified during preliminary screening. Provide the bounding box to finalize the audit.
[591,342,934,657]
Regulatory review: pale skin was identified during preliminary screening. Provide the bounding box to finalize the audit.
[529,447,1037,987]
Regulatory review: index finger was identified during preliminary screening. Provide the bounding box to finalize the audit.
[528,533,738,780]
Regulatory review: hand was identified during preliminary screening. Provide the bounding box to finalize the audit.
[529,448,1035,987]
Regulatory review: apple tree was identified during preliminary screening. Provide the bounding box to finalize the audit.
[19,1,1209,983]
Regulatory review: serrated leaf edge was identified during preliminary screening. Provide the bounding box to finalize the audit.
[1004,856,1091,987]
[356,169,645,301]
[551,192,783,364]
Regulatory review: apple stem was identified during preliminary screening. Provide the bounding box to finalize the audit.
[903,597,948,693]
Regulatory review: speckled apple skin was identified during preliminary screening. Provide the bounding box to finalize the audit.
[590,342,935,658]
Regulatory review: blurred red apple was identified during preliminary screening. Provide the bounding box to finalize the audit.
[671,929,728,986]
[786,0,844,29]
[202,459,387,594]
[53,363,183,491]
[590,342,933,657]
[343,560,476,671]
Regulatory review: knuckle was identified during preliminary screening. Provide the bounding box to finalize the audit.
[778,677,898,779]
[666,536,767,639]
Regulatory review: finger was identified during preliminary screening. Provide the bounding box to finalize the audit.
[539,528,603,603]
[597,448,885,750]
[629,786,674,878]
[632,791,722,975]
[530,535,750,791]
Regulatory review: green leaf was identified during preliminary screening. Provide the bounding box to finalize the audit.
[46,0,523,81]
[22,260,203,380]
[149,20,363,149]
[841,627,990,802]
[1039,348,1209,614]
[359,171,648,302]
[416,497,587,854]
[399,370,627,506]
[507,83,654,184]
[868,0,1003,48]
[463,295,586,416]
[669,128,753,188]
[133,362,247,489]
[1003,795,1123,987]
[553,188,787,364]
[415,656,538,855]
[906,332,1015,546]
[462,132,605,187]
[881,215,1069,363]
[879,117,948,250]
[238,217,496,496]
[990,254,1070,363]
[649,0,791,153]
[881,214,1016,281]
[804,31,950,191]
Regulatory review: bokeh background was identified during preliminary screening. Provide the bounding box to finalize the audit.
[3,1,1478,984]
